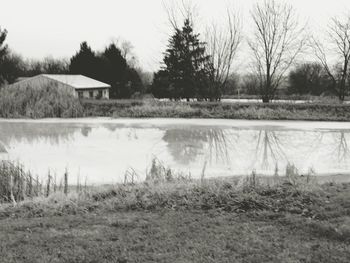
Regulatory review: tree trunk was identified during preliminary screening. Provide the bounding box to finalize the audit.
[262,96,270,103]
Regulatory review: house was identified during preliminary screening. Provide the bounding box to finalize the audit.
[10,74,110,99]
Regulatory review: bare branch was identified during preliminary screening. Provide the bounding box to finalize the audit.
[205,6,242,91]
[248,0,307,102]
[311,12,350,100]
[162,0,197,31]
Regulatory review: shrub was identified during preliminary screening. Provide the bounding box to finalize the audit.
[0,83,84,118]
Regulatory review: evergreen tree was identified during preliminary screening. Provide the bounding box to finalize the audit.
[156,19,212,100]
[69,42,100,79]
[0,52,25,84]
[126,68,144,96]
[101,43,144,98]
[101,43,128,98]
[150,70,171,98]
[69,41,144,99]
[0,27,9,85]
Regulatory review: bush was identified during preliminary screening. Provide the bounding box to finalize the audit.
[0,83,84,118]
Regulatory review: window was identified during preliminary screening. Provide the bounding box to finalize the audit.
[89,91,94,98]
[78,91,83,99]
[98,90,103,99]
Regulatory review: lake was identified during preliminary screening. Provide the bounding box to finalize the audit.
[0,118,350,184]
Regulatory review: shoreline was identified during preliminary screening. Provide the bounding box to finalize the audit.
[1,116,350,128]
[2,98,350,121]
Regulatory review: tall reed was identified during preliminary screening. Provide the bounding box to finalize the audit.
[0,161,75,204]
[0,161,41,203]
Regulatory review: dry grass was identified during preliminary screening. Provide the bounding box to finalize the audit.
[0,159,340,219]
[0,169,349,262]
[0,160,349,262]
[0,161,77,205]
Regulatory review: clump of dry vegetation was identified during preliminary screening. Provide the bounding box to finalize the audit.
[0,160,71,205]
[0,83,84,118]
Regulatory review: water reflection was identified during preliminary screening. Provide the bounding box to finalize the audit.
[0,122,78,144]
[252,130,288,170]
[163,128,238,165]
[331,132,350,167]
[162,127,350,175]
[80,126,92,137]
[0,141,7,153]
[0,120,349,183]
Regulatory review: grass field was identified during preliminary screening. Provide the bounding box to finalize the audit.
[1,171,349,263]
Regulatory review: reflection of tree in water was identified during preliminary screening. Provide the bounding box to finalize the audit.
[0,140,7,153]
[0,123,80,145]
[252,130,288,170]
[126,129,138,140]
[305,130,350,168]
[163,128,236,165]
[105,127,139,141]
[80,126,92,137]
[102,124,118,132]
[102,124,140,140]
[331,131,350,166]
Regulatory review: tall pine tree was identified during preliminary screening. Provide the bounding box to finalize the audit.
[0,27,9,85]
[69,42,100,80]
[154,19,213,100]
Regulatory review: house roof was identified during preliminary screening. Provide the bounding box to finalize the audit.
[42,74,111,90]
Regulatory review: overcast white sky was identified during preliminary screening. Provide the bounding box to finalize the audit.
[1,0,350,72]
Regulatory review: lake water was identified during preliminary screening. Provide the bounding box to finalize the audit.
[0,118,350,184]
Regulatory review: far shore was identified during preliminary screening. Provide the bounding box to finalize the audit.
[81,99,350,122]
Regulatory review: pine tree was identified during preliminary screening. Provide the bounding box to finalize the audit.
[101,43,128,98]
[69,42,100,79]
[160,19,212,100]
[0,27,9,85]
[69,42,143,99]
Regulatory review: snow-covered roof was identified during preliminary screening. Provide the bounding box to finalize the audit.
[42,74,111,89]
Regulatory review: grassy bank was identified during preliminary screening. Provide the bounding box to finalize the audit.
[1,163,349,262]
[82,99,350,121]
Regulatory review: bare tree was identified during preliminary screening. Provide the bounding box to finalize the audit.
[205,8,242,96]
[162,0,197,31]
[312,14,350,101]
[249,0,306,103]
[120,40,138,67]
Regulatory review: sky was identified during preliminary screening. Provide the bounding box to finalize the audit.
[1,0,350,72]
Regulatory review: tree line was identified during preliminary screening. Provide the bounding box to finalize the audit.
[151,0,350,102]
[0,29,148,99]
[1,0,350,102]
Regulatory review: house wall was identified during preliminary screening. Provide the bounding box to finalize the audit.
[75,89,109,99]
